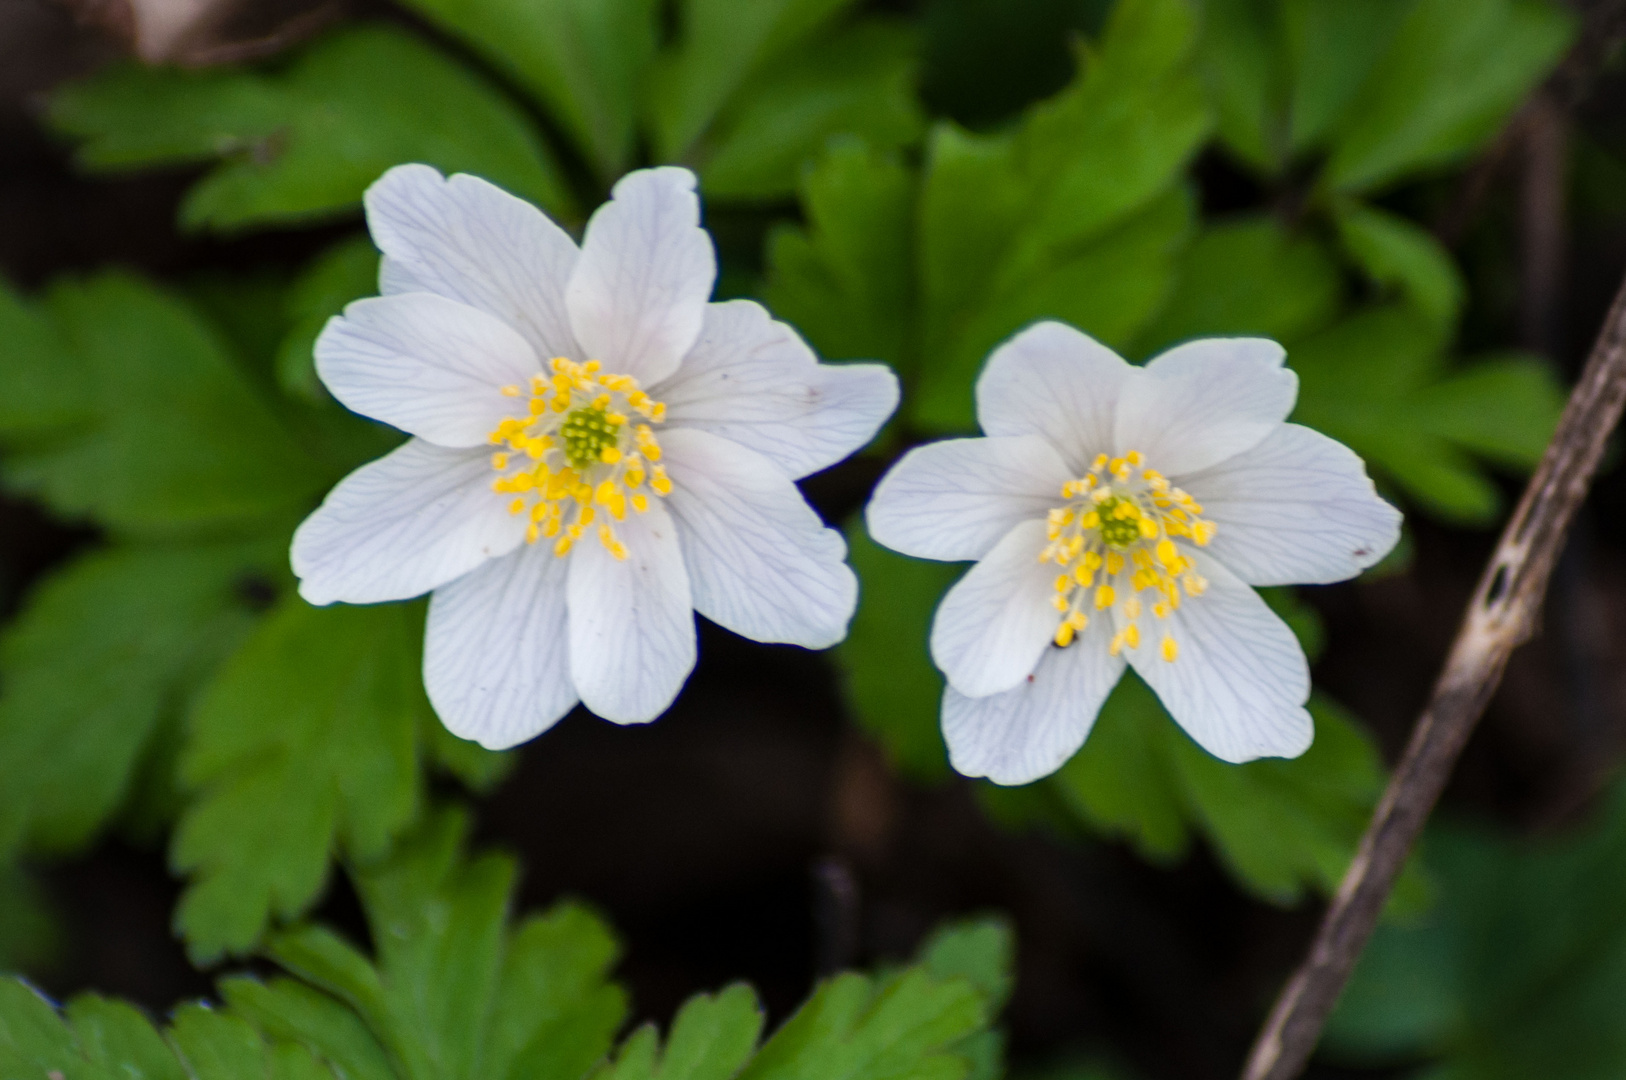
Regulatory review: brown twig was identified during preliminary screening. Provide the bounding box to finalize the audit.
[1240,266,1626,1080]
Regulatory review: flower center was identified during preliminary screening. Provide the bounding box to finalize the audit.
[486,357,670,561]
[1039,451,1215,662]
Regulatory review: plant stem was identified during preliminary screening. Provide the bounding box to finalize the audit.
[1240,266,1626,1080]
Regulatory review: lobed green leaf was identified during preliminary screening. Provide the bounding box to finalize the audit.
[172,601,430,962]
[50,26,571,233]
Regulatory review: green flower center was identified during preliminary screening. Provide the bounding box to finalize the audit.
[560,405,619,471]
[1095,495,1144,548]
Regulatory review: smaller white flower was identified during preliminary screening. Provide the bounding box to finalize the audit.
[292,164,898,748]
[866,321,1400,785]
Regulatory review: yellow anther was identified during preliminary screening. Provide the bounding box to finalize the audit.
[601,446,622,464]
[525,523,539,543]
[491,452,509,470]
[1092,453,1108,470]
[1052,594,1070,612]
[1094,585,1115,610]
[1191,520,1216,545]
[1123,624,1141,650]
[508,498,525,515]
[541,517,561,538]
[1080,510,1101,529]
[1073,564,1094,587]
[553,536,574,557]
[1123,597,1142,620]
[1126,450,1144,467]
[1138,517,1158,538]
[1109,632,1125,657]
[1055,623,1076,647]
[632,493,650,513]
[1055,574,1072,593]
[1068,610,1088,630]
[1161,636,1178,662]
[501,384,521,397]
[1153,600,1170,619]
[1106,552,1125,576]
[1156,539,1180,569]
[583,360,601,373]
[651,466,672,495]
[1061,481,1077,499]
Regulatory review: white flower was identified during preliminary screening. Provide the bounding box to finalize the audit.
[291,164,899,748]
[865,321,1400,785]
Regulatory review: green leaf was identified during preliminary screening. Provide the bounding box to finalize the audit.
[1322,0,1574,193]
[1,272,326,536]
[1290,306,1565,523]
[738,968,986,1080]
[834,524,959,781]
[0,981,321,1080]
[917,919,1016,1015]
[595,986,764,1080]
[1053,674,1398,905]
[0,541,282,858]
[220,977,396,1080]
[763,139,917,374]
[0,278,85,439]
[395,0,656,181]
[268,809,628,1080]
[1327,783,1626,1078]
[1280,0,1409,154]
[1334,200,1464,328]
[1195,0,1289,174]
[66,996,190,1080]
[698,21,925,202]
[276,236,381,403]
[171,1004,338,1080]
[1131,214,1342,357]
[50,25,571,232]
[913,0,1209,427]
[172,600,431,962]
[647,0,858,163]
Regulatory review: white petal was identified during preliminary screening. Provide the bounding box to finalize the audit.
[943,617,1126,785]
[567,498,696,723]
[315,293,541,447]
[866,436,1070,562]
[1179,423,1402,586]
[565,167,715,386]
[975,321,1132,470]
[656,300,898,479]
[1114,337,1297,475]
[661,428,856,649]
[1123,552,1312,763]
[930,518,1061,697]
[292,439,527,605]
[424,542,577,749]
[365,164,580,360]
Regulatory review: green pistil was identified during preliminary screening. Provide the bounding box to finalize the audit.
[561,405,618,471]
[1096,496,1142,548]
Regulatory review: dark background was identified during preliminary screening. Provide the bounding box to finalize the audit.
[4,0,1626,1077]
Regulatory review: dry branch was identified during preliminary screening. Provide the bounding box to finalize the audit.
[1240,266,1626,1080]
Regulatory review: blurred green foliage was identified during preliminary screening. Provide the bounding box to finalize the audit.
[0,811,1013,1080]
[0,0,1589,1047]
[1326,781,1626,1078]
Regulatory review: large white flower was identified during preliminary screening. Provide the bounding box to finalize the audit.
[866,321,1400,785]
[292,164,898,748]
